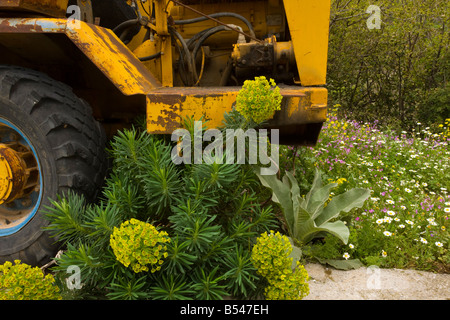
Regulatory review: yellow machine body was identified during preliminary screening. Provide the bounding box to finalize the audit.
[0,0,331,144]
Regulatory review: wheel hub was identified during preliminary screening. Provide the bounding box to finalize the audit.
[0,144,29,204]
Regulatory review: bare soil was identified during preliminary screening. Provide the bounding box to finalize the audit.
[303,263,450,300]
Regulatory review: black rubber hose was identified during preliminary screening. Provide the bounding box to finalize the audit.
[192,26,228,63]
[119,25,142,42]
[112,18,140,34]
[174,12,256,38]
[191,25,229,81]
[186,26,219,50]
[169,26,195,86]
[173,38,189,86]
[139,52,163,61]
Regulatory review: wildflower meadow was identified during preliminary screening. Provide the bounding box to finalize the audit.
[282,106,450,272]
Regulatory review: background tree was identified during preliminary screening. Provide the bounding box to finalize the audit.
[327,0,449,129]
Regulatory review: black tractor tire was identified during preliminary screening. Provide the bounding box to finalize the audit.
[0,65,108,266]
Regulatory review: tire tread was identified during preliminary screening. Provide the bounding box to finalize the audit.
[0,65,107,266]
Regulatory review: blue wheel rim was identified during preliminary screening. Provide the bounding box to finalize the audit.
[0,118,42,236]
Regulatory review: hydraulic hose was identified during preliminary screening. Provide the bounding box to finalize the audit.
[174,12,256,39]
[112,18,140,34]
[139,52,163,62]
[191,25,229,81]
[191,26,229,63]
[186,27,215,50]
[169,26,195,86]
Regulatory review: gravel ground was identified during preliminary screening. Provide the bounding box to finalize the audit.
[303,263,450,300]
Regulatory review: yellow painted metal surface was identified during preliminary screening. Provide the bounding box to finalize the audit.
[274,87,327,124]
[0,17,162,96]
[283,0,331,86]
[147,87,238,133]
[154,0,173,87]
[133,38,164,83]
[0,149,13,205]
[146,86,327,135]
[0,145,27,204]
[64,19,162,94]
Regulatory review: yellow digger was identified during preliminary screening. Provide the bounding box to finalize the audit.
[0,0,331,265]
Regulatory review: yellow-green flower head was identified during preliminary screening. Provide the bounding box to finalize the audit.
[264,261,309,300]
[110,218,171,273]
[235,76,282,124]
[251,230,293,279]
[0,260,61,300]
[251,232,310,300]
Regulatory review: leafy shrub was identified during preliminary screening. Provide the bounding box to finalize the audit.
[327,0,449,129]
[45,128,280,299]
[418,85,450,126]
[44,77,284,300]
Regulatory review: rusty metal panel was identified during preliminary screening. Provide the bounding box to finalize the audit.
[147,87,240,134]
[0,17,161,95]
[0,0,68,17]
[146,86,327,145]
[64,20,162,95]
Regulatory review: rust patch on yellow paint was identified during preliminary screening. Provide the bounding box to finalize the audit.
[0,17,162,96]
[146,86,327,145]
[0,0,68,17]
